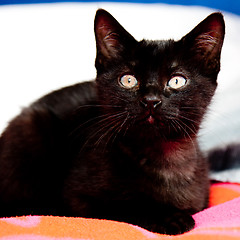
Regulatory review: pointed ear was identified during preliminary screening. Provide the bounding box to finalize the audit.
[94,9,137,68]
[181,12,225,72]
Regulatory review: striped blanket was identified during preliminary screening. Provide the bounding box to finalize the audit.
[1,182,240,240]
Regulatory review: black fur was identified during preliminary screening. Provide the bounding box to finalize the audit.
[208,143,240,171]
[0,9,225,235]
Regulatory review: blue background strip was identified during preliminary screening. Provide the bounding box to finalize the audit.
[0,0,239,16]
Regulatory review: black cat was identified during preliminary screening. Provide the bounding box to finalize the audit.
[0,9,225,235]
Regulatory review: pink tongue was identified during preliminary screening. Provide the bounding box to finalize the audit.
[147,115,154,124]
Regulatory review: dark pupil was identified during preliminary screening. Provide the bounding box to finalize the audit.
[128,78,131,83]
[175,78,178,84]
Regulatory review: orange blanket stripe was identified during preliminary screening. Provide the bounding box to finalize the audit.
[0,182,240,240]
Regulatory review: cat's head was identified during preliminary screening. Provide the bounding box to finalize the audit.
[94,9,225,140]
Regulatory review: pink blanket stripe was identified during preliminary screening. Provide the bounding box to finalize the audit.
[0,183,240,240]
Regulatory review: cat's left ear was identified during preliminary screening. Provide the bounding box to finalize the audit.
[94,9,137,69]
[181,12,225,73]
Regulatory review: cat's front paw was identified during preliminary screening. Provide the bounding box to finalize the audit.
[141,211,195,235]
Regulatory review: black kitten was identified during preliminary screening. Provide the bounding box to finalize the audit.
[0,9,225,235]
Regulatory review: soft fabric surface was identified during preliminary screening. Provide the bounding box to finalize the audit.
[1,182,240,239]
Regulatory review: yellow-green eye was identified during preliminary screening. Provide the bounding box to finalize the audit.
[168,76,187,89]
[119,75,138,89]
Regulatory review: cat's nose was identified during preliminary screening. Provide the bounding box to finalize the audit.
[140,96,162,109]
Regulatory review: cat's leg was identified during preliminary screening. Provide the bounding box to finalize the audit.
[70,197,195,235]
[105,200,196,235]
[130,206,195,235]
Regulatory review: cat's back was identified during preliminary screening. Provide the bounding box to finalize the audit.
[0,79,98,162]
[0,80,97,216]
[33,80,97,117]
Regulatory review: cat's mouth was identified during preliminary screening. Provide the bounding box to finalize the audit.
[140,112,163,126]
[147,115,155,124]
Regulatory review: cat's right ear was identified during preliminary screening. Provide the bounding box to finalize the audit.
[94,9,137,69]
[181,12,225,73]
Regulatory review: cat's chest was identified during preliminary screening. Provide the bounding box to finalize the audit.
[115,139,197,199]
[76,136,198,200]
[119,138,196,170]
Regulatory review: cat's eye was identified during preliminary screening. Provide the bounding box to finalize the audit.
[119,75,138,89]
[168,76,187,89]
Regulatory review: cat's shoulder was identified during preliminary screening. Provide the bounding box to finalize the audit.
[1,80,97,134]
[36,80,97,106]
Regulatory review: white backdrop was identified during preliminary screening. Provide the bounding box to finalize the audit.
[0,3,240,151]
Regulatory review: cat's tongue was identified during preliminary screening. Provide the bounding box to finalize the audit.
[147,115,155,124]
